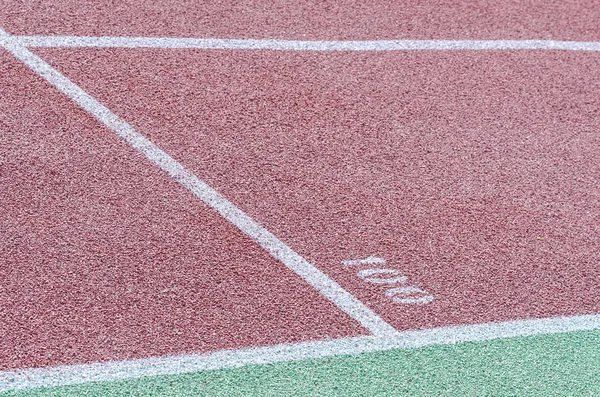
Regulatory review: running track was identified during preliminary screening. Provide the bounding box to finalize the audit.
[1,0,600,392]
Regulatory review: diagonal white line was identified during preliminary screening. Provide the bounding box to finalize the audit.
[2,314,600,392]
[0,27,399,338]
[13,35,600,51]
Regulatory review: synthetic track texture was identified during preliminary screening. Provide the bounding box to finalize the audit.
[36,47,600,331]
[2,329,600,397]
[0,48,364,370]
[2,0,600,394]
[1,0,600,41]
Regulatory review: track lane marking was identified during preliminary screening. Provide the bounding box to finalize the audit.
[13,35,600,51]
[0,27,399,339]
[2,314,600,392]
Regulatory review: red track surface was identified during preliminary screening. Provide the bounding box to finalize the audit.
[0,50,363,371]
[2,0,600,375]
[35,48,600,332]
[1,0,600,41]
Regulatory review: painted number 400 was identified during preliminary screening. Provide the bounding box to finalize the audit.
[342,256,434,305]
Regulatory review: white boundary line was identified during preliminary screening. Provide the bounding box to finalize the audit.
[2,314,600,392]
[0,27,399,339]
[13,35,600,51]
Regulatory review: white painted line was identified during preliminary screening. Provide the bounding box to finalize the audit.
[386,286,434,305]
[2,313,600,392]
[0,27,399,338]
[14,35,600,51]
[342,256,386,266]
[357,268,407,284]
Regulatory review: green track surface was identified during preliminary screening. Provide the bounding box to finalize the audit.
[4,329,600,397]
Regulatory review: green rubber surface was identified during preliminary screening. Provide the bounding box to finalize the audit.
[4,329,600,397]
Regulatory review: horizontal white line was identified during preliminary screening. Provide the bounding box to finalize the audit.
[14,36,600,51]
[2,313,600,392]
